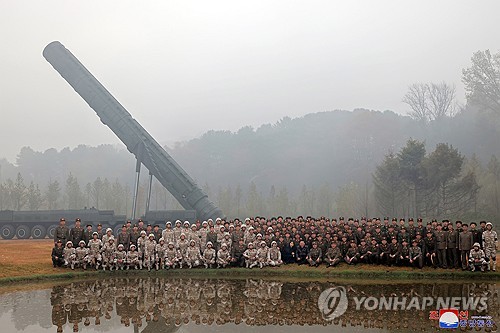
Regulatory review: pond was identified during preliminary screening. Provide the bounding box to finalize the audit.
[0,277,498,332]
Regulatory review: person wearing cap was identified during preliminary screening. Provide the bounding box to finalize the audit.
[243,242,258,268]
[126,244,140,270]
[206,225,218,252]
[198,221,210,252]
[388,237,400,266]
[307,242,322,267]
[186,239,202,268]
[153,225,162,242]
[155,238,168,270]
[102,228,114,245]
[63,241,76,269]
[176,233,189,268]
[137,230,147,265]
[256,241,269,269]
[51,239,65,267]
[435,223,448,268]
[101,237,116,271]
[231,238,247,267]
[82,224,94,245]
[75,240,89,269]
[216,243,231,268]
[399,240,411,266]
[459,224,474,270]
[165,242,179,269]
[202,241,216,268]
[344,242,359,265]
[409,240,423,269]
[378,238,390,266]
[129,224,140,248]
[114,244,127,270]
[267,241,282,267]
[162,222,175,245]
[54,218,69,245]
[423,230,437,268]
[469,242,487,272]
[295,240,309,266]
[88,232,102,269]
[70,218,84,246]
[470,222,483,249]
[188,224,201,249]
[325,242,342,267]
[482,222,498,271]
[173,220,183,242]
[144,234,157,271]
[446,224,459,269]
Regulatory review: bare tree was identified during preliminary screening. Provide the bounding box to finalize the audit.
[403,82,457,122]
[403,83,430,122]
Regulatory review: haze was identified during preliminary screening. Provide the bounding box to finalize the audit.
[0,1,499,163]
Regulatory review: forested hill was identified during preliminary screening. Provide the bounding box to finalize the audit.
[1,107,499,193]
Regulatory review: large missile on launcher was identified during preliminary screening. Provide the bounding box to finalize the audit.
[43,41,224,221]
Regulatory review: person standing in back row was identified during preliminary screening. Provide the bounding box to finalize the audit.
[54,218,69,245]
[70,218,84,246]
[459,224,474,270]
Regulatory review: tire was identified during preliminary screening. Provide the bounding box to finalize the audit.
[47,225,57,239]
[15,225,30,239]
[31,225,47,239]
[0,224,15,240]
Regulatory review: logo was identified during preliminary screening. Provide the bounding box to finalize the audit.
[439,309,459,329]
[318,286,348,320]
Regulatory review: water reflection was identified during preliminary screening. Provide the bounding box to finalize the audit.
[0,277,498,332]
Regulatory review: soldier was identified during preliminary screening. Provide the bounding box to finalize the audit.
[399,240,411,266]
[102,228,114,245]
[367,239,379,264]
[345,241,359,265]
[96,223,104,240]
[87,231,102,269]
[202,241,216,268]
[117,225,131,251]
[54,218,69,245]
[447,225,459,269]
[126,244,140,270]
[358,239,370,264]
[409,240,423,269]
[267,241,282,266]
[52,239,65,267]
[295,240,309,265]
[144,234,157,271]
[129,224,140,248]
[243,242,258,268]
[231,238,246,267]
[137,230,147,265]
[75,240,89,269]
[101,238,116,271]
[155,238,168,270]
[173,220,183,241]
[206,226,218,250]
[165,242,179,269]
[162,222,175,244]
[434,224,448,268]
[470,222,483,248]
[198,221,210,251]
[482,222,498,271]
[325,242,342,267]
[63,241,76,269]
[469,243,487,272]
[216,243,231,268]
[153,225,162,242]
[176,233,189,268]
[459,224,474,270]
[70,218,85,246]
[185,239,202,268]
[307,242,322,267]
[114,244,127,270]
[378,238,390,265]
[256,241,269,268]
[82,224,93,245]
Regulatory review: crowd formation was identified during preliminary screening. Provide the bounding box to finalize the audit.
[51,216,498,272]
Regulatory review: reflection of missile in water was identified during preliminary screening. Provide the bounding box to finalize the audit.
[43,41,224,221]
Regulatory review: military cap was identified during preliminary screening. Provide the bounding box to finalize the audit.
[86,224,92,227]
[408,218,414,221]
[60,218,66,222]
[417,218,423,222]
[92,231,98,236]
[147,224,152,227]
[56,239,62,243]
[97,223,102,227]
[392,218,397,221]
[148,233,154,238]
[75,218,81,222]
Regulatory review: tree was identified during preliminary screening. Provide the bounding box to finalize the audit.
[372,152,403,216]
[462,50,500,114]
[46,179,61,209]
[403,82,457,122]
[398,139,426,217]
[65,173,82,209]
[11,172,27,211]
[91,177,104,209]
[27,181,43,210]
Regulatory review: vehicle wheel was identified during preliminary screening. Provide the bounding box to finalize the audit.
[0,224,15,239]
[113,225,122,237]
[31,225,47,239]
[15,225,30,239]
[47,225,57,239]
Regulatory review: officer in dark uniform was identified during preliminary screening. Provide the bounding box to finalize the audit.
[83,224,93,244]
[117,225,131,251]
[423,230,437,267]
[51,239,65,267]
[153,225,162,242]
[96,223,104,240]
[70,218,84,245]
[230,239,246,267]
[129,224,140,247]
[434,223,448,268]
[54,218,69,245]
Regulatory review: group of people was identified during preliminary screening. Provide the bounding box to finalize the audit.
[51,215,497,272]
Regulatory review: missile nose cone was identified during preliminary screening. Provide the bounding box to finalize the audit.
[43,41,64,59]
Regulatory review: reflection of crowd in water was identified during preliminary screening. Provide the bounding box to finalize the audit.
[50,278,499,332]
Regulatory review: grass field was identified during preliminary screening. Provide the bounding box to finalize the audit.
[0,239,499,284]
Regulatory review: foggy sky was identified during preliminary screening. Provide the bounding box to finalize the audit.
[1,1,499,163]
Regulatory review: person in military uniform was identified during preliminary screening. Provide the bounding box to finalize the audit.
[126,244,140,269]
[325,242,342,267]
[101,237,116,271]
[469,242,487,272]
[114,244,127,270]
[295,240,309,265]
[378,238,390,265]
[102,228,114,244]
[117,225,131,251]
[165,242,179,269]
[482,222,498,271]
[216,243,231,268]
[447,224,459,269]
[307,242,322,266]
[155,238,168,270]
[52,239,65,267]
[75,240,90,269]
[162,222,175,244]
[54,218,69,245]
[70,218,85,246]
[399,240,410,266]
[433,223,447,268]
[186,239,202,268]
[153,225,162,242]
[176,233,189,268]
[243,242,258,268]
[231,238,246,267]
[387,237,400,266]
[63,241,76,269]
[129,224,140,248]
[82,224,93,245]
[470,222,483,248]
[87,232,102,269]
[409,240,423,269]
[137,230,147,265]
[367,239,379,264]
[423,231,437,267]
[256,241,269,268]
[267,241,283,266]
[144,234,157,271]
[202,241,217,268]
